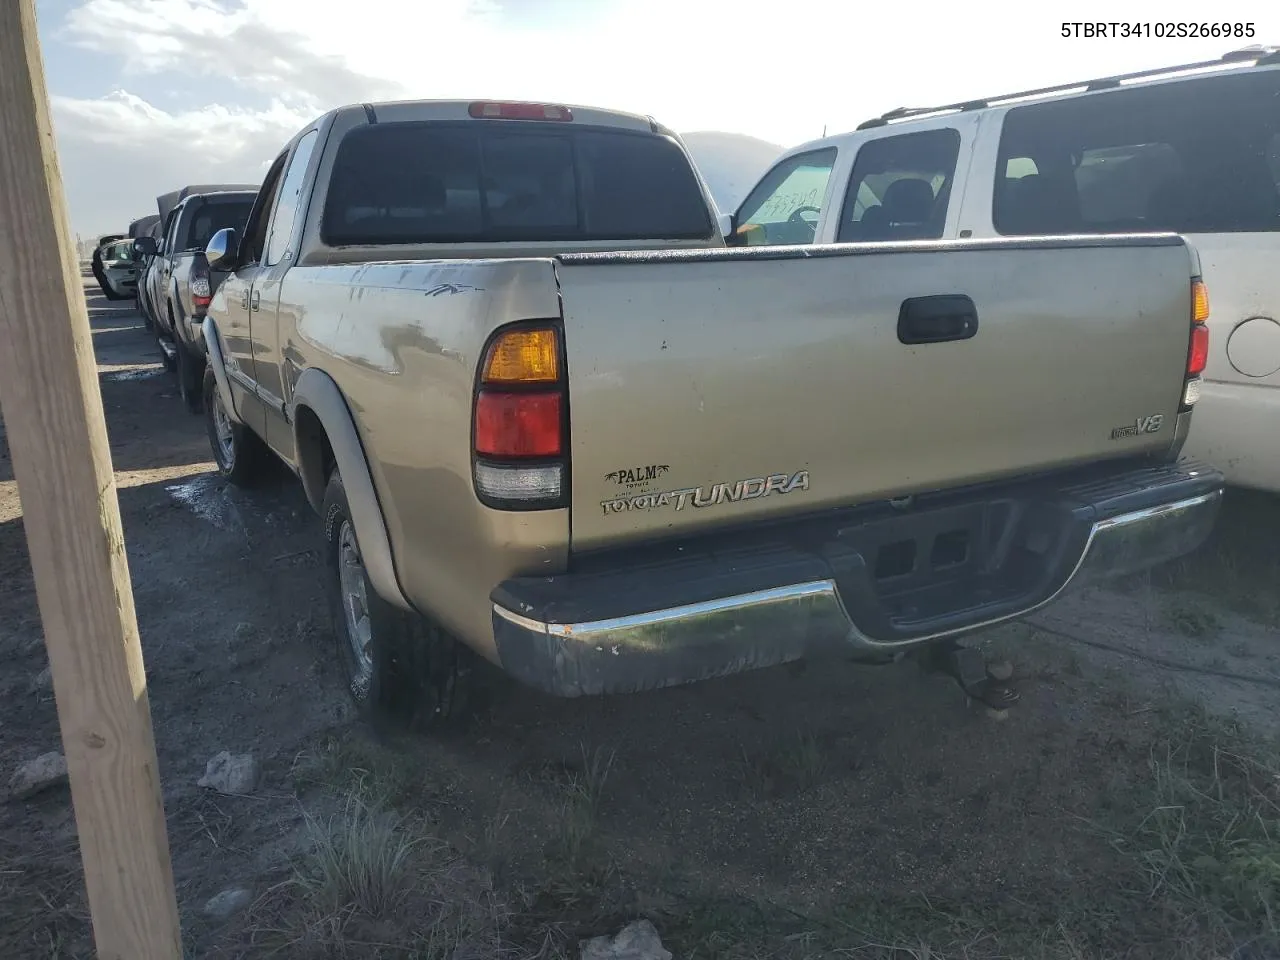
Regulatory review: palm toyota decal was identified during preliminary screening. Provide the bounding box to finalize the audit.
[604,464,671,487]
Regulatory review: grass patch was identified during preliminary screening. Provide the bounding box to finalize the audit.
[550,743,616,868]
[296,795,424,919]
[248,677,1278,959]
[291,729,434,811]
[1163,598,1222,639]
[736,729,830,799]
[239,791,508,959]
[529,703,1280,960]
[1119,707,1280,950]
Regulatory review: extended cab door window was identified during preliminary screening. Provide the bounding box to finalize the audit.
[264,129,320,266]
[836,128,961,242]
[162,208,180,256]
[733,148,837,245]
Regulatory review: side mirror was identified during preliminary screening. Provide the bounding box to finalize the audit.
[206,227,239,271]
[132,236,157,259]
[716,211,734,239]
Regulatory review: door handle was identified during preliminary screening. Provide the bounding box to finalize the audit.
[250,290,261,312]
[897,295,978,345]
[240,288,250,311]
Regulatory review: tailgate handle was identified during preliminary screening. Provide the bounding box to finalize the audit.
[898,295,978,345]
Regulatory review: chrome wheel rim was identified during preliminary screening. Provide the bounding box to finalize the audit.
[338,521,374,693]
[212,390,235,466]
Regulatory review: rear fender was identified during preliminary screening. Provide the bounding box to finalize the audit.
[291,367,412,612]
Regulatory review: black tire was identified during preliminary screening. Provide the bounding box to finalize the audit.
[140,295,154,330]
[204,367,268,486]
[321,469,471,731]
[177,342,205,414]
[101,282,125,301]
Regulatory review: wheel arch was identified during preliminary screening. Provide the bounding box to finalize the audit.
[292,367,412,613]
[201,316,241,425]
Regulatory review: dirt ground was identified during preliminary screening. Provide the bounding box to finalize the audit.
[0,277,1277,959]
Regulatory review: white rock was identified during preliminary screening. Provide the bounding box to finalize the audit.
[9,752,68,800]
[580,919,672,960]
[197,752,260,795]
[202,887,252,920]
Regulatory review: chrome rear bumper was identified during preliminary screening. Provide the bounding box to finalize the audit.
[492,476,1223,697]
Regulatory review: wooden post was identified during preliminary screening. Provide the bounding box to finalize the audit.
[0,3,183,958]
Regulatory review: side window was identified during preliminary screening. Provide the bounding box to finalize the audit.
[162,208,180,254]
[734,148,837,245]
[836,129,961,243]
[265,129,320,266]
[239,153,289,267]
[995,70,1280,236]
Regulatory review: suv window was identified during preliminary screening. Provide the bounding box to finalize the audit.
[836,129,961,242]
[266,129,320,265]
[995,69,1280,235]
[320,123,713,246]
[734,148,837,245]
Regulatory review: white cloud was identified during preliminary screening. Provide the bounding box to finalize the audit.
[45,0,1265,236]
[51,92,302,236]
[54,91,307,151]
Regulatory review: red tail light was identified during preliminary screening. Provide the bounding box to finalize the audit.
[474,392,562,457]
[1182,278,1209,408]
[1187,324,1209,377]
[472,325,568,509]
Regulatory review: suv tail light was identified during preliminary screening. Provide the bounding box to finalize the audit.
[1183,278,1209,407]
[473,325,568,509]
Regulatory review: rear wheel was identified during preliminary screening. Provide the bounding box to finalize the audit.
[322,469,471,731]
[204,367,267,486]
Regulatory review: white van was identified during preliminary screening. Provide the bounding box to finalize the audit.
[730,46,1280,493]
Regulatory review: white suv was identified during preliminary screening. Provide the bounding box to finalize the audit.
[731,46,1280,493]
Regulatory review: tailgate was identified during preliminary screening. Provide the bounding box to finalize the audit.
[558,236,1196,551]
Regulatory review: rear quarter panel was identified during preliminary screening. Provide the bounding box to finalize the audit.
[277,259,570,656]
[1173,233,1280,490]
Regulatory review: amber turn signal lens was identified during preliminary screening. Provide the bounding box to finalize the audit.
[1191,279,1210,324]
[482,328,559,384]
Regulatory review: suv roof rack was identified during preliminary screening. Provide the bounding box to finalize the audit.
[854,45,1280,131]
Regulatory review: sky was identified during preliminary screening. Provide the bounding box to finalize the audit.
[35,0,1275,238]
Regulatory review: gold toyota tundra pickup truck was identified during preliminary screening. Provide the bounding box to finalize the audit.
[198,98,1223,728]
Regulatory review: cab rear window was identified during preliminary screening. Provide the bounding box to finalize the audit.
[184,200,255,252]
[321,122,714,245]
[995,69,1280,235]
